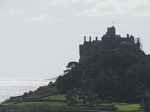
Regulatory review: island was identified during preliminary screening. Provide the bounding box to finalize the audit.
[1,26,149,112]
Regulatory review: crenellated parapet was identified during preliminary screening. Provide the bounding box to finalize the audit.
[79,26,141,63]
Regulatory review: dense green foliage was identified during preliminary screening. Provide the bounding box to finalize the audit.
[4,47,150,111]
[56,47,150,103]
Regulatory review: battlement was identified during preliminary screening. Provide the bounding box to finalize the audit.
[84,36,100,43]
[79,26,141,63]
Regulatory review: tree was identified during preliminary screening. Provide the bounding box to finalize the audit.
[56,47,150,103]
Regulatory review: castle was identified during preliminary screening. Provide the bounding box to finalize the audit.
[79,26,141,63]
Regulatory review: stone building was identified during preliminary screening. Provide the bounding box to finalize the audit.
[79,26,141,63]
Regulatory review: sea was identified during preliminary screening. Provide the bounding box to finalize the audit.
[0,78,53,103]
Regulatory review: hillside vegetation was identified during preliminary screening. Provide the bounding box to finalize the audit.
[56,47,150,103]
[4,47,150,110]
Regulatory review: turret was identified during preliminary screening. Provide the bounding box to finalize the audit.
[89,36,91,42]
[84,36,86,42]
[107,26,116,37]
[127,34,129,38]
[96,37,98,41]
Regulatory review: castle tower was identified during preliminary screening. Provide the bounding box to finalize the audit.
[79,36,102,63]
[79,26,141,63]
[107,26,116,37]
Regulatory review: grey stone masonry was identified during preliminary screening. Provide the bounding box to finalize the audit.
[79,26,141,63]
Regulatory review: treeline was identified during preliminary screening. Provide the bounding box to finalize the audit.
[56,47,150,103]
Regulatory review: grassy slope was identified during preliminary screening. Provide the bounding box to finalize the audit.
[7,101,141,111]
[4,83,141,111]
[43,94,66,100]
[8,102,68,109]
[114,103,141,111]
[102,103,141,111]
[6,94,141,111]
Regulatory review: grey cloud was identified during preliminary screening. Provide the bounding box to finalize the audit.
[75,0,150,18]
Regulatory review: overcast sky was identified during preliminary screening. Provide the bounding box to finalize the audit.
[0,0,150,79]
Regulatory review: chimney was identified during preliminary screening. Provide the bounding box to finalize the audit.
[96,37,98,41]
[89,36,91,42]
[127,34,129,38]
[84,36,86,42]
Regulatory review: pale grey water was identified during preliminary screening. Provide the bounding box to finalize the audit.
[0,78,51,103]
